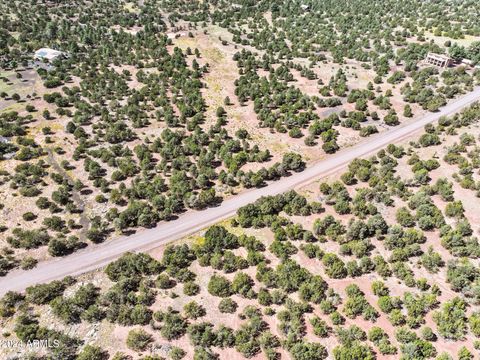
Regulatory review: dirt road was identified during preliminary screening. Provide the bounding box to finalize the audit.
[1,87,479,295]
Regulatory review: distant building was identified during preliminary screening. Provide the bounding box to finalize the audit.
[34,48,65,62]
[300,4,310,11]
[425,53,452,68]
[0,136,16,160]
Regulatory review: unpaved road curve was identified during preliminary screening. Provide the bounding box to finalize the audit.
[1,88,480,296]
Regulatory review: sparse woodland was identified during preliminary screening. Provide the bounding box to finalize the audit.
[2,103,480,359]
[1,0,480,359]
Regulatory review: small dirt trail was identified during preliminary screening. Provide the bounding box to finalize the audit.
[45,149,90,240]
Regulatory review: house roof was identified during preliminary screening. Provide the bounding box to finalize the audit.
[34,48,65,61]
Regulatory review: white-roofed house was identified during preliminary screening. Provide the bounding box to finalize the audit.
[34,48,65,62]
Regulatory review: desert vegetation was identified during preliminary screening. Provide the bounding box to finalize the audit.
[1,0,480,358]
[2,101,480,359]
[1,0,480,274]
